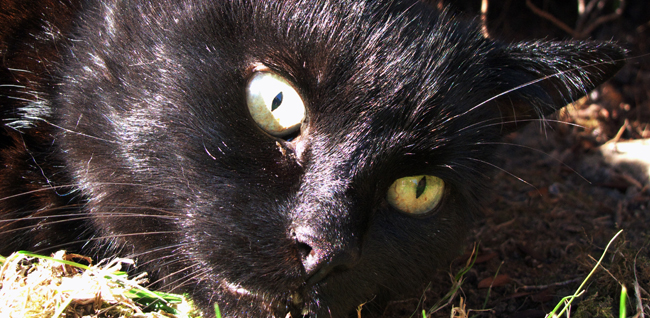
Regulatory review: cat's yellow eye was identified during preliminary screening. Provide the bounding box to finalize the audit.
[387,175,444,215]
[246,72,305,137]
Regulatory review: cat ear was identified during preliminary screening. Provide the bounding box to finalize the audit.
[488,41,625,132]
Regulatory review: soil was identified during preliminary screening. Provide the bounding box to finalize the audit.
[383,1,650,317]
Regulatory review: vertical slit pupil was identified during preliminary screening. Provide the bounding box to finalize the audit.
[415,176,427,199]
[271,92,283,111]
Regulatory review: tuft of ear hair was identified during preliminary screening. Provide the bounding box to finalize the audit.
[489,40,625,132]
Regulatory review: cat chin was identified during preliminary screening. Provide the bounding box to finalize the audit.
[214,274,374,318]
[214,284,310,318]
[216,279,312,317]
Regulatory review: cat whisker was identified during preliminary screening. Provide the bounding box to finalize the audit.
[5,68,33,73]
[80,182,183,192]
[453,117,504,134]
[0,84,28,89]
[158,266,211,292]
[444,161,493,182]
[447,58,625,123]
[0,203,86,215]
[29,241,97,255]
[6,96,39,103]
[34,230,182,254]
[127,244,191,267]
[0,214,185,236]
[37,118,119,144]
[0,181,181,202]
[0,185,79,202]
[0,209,184,225]
[0,218,93,234]
[477,141,590,184]
[149,261,201,287]
[465,157,538,192]
[192,270,213,289]
[96,208,184,217]
[326,305,333,318]
[0,211,182,223]
[91,231,182,240]
[90,205,186,217]
[145,253,192,269]
[481,118,584,132]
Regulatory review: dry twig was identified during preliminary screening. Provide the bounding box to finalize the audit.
[526,0,625,39]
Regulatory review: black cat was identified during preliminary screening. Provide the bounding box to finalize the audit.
[0,0,624,317]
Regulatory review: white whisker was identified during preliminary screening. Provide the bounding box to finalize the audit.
[35,231,182,254]
[127,243,190,266]
[150,261,201,287]
[465,157,538,192]
[445,58,625,123]
[159,267,211,292]
[477,141,590,183]
[467,118,585,132]
[39,118,119,143]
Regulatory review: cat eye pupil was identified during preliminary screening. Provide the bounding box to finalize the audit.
[415,176,427,199]
[271,92,283,111]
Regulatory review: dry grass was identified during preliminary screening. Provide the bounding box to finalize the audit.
[0,250,201,318]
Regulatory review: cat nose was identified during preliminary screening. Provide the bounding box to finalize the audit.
[292,226,361,284]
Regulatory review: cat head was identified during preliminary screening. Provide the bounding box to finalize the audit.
[47,0,624,316]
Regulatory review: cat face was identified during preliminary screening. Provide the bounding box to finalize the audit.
[0,0,624,317]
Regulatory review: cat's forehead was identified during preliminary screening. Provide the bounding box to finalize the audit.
[241,0,485,80]
[100,0,491,120]
[230,0,492,121]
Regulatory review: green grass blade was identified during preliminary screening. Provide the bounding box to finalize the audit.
[17,250,92,270]
[619,285,627,318]
[546,229,623,318]
[52,297,74,318]
[215,303,223,318]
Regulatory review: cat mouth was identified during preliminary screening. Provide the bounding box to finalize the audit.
[219,279,314,317]
[287,291,312,317]
[278,284,325,318]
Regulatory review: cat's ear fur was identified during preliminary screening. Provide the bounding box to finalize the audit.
[487,41,625,132]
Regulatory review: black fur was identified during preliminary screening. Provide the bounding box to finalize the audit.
[0,0,624,317]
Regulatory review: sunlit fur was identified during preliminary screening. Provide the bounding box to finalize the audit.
[0,0,624,317]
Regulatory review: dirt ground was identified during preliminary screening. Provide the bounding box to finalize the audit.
[384,1,650,317]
